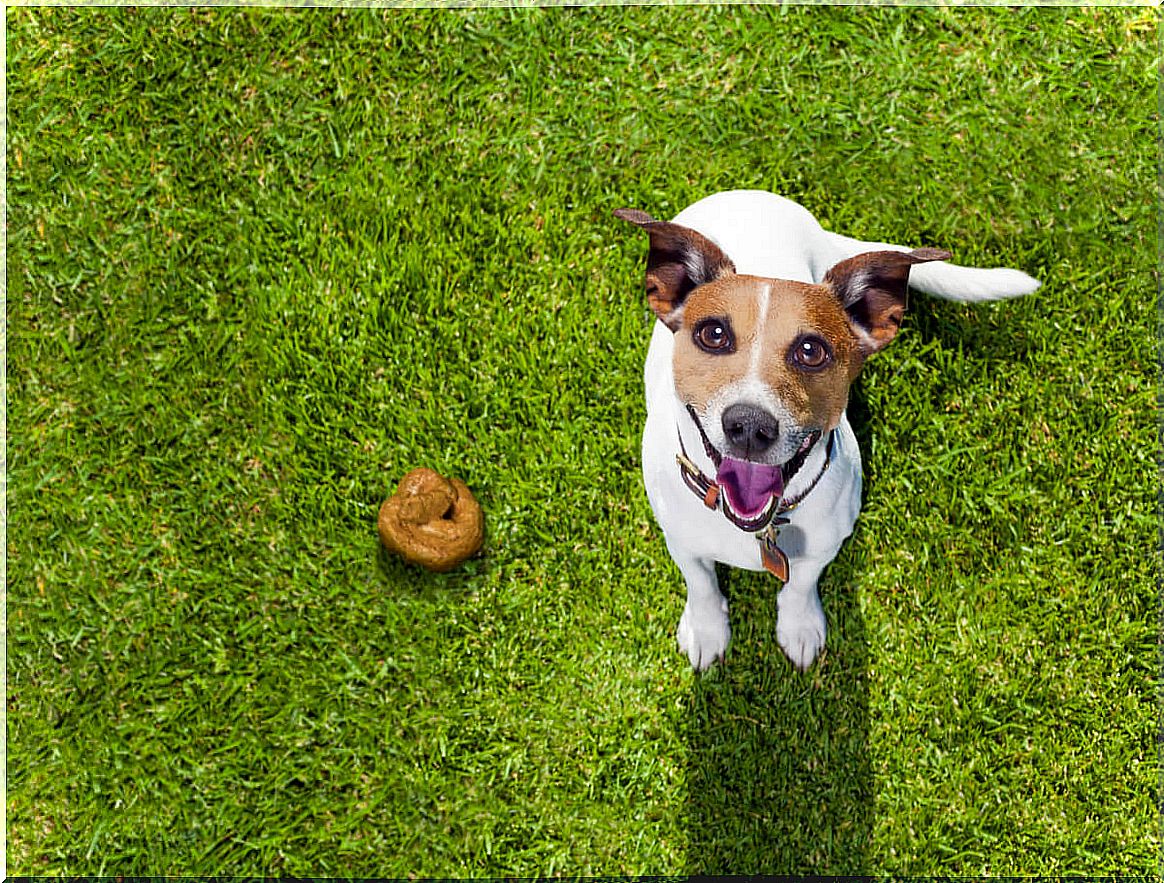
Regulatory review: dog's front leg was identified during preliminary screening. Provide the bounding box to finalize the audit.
[671,547,731,671]
[776,558,829,671]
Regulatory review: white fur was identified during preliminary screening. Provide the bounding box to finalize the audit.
[641,190,1039,671]
[746,282,772,380]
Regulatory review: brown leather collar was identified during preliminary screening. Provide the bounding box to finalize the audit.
[675,406,836,532]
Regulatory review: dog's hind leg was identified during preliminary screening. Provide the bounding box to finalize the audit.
[670,546,731,672]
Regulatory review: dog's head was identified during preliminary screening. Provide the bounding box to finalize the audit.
[616,207,950,523]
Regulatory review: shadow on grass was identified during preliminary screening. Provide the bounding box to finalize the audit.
[375,542,490,599]
[909,294,1038,365]
[684,388,874,875]
[679,292,1024,872]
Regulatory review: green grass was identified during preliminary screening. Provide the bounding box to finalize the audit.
[7,5,1157,876]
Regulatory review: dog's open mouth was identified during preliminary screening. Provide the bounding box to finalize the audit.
[715,430,822,528]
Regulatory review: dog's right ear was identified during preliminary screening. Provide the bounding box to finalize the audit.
[615,208,736,330]
[825,247,952,354]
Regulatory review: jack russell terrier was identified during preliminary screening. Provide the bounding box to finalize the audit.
[616,190,1039,672]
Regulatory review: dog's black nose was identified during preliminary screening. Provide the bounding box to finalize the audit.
[721,404,779,458]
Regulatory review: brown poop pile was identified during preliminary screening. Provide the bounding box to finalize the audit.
[378,468,484,572]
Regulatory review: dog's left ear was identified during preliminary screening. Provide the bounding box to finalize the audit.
[614,208,736,330]
[825,247,952,353]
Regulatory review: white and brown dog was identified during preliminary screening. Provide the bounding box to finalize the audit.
[616,190,1039,672]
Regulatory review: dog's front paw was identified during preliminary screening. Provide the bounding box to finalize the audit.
[776,596,826,671]
[677,601,730,672]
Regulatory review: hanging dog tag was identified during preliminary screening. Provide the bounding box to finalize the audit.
[760,540,789,582]
[758,520,790,582]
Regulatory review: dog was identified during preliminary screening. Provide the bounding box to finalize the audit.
[615,190,1039,672]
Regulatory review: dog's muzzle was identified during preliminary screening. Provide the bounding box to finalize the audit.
[721,403,779,460]
[679,404,824,532]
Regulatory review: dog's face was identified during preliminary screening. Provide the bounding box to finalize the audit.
[672,273,858,462]
[616,207,949,522]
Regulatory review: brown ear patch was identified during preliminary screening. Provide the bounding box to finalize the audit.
[825,247,952,353]
[615,208,737,329]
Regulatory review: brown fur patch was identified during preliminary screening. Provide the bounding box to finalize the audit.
[614,209,737,330]
[824,247,950,353]
[673,276,762,409]
[672,276,864,433]
[784,284,862,430]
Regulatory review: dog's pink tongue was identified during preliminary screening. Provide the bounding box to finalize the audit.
[716,457,784,518]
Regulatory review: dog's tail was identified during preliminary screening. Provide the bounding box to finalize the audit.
[817,230,1040,303]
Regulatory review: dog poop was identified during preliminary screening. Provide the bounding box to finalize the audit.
[378,467,484,572]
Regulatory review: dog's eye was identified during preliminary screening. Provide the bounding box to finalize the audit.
[694,318,734,354]
[790,335,833,371]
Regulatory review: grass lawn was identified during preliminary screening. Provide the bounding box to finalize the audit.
[7,5,1158,876]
